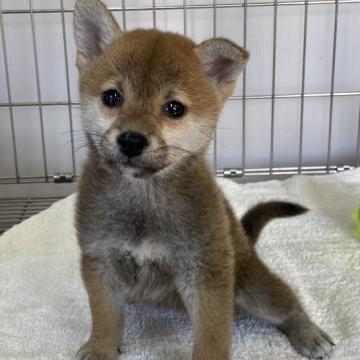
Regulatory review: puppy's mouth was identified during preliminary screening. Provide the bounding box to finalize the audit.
[120,157,163,176]
[101,141,170,177]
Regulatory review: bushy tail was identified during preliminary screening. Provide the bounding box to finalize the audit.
[241,201,308,246]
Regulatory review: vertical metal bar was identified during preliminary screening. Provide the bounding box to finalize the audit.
[213,0,217,172]
[270,0,278,175]
[213,0,217,36]
[298,0,309,173]
[183,0,187,36]
[29,0,48,181]
[60,0,76,175]
[242,0,248,172]
[356,104,360,166]
[122,0,127,30]
[0,0,20,182]
[152,0,157,28]
[326,0,339,172]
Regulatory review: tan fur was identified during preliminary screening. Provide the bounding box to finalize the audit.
[77,257,124,360]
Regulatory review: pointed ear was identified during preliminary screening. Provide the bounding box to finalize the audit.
[73,0,122,70]
[195,38,249,99]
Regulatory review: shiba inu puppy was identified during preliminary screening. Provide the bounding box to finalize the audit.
[73,1,335,359]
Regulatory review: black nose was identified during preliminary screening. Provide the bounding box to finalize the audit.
[117,131,149,157]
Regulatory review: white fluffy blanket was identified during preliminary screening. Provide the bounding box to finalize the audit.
[1,169,360,360]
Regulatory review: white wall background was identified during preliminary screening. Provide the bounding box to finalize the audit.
[0,0,359,183]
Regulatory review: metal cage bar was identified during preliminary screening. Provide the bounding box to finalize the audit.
[1,0,360,14]
[152,0,157,28]
[298,0,309,173]
[326,0,339,172]
[242,0,248,172]
[122,0,127,30]
[0,197,63,235]
[213,0,218,172]
[270,0,278,175]
[60,0,76,175]
[0,0,20,183]
[216,164,353,177]
[183,0,188,36]
[0,90,359,109]
[356,105,360,166]
[29,0,49,182]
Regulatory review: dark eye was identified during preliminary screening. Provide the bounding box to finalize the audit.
[164,100,186,118]
[102,89,123,108]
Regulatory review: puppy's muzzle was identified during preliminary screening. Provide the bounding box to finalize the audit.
[117,131,149,157]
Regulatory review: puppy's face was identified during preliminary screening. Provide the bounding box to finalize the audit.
[74,0,248,178]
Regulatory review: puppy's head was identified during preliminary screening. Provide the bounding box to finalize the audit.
[74,0,248,178]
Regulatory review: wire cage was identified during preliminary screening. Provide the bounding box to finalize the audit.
[0,0,359,233]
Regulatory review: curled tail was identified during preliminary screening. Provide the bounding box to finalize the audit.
[241,201,308,245]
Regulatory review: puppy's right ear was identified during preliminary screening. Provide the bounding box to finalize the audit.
[73,0,122,71]
[195,38,249,101]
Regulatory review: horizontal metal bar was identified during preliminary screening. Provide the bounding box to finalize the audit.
[0,91,359,109]
[0,200,57,205]
[0,206,55,212]
[0,209,51,215]
[0,220,32,225]
[0,0,359,15]
[0,204,58,208]
[0,205,55,211]
[0,197,61,203]
[0,175,67,181]
[0,165,353,185]
[0,214,36,219]
[0,215,35,220]
[0,197,62,201]
[244,169,340,176]
[0,222,33,228]
[0,210,39,215]
[216,165,354,177]
[0,196,62,234]
[0,203,59,207]
[0,101,80,107]
[0,209,49,213]
[231,91,360,100]
[0,175,80,184]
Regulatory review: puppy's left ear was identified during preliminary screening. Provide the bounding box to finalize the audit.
[195,38,249,100]
[73,0,122,71]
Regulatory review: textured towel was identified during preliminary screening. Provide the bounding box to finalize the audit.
[1,169,360,360]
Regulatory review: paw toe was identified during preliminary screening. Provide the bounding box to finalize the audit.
[76,345,120,360]
[288,324,335,359]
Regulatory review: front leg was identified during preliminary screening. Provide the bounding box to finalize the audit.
[177,262,235,360]
[77,255,125,360]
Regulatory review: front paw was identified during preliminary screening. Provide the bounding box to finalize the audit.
[287,322,335,359]
[76,342,121,360]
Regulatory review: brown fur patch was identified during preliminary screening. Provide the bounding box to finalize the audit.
[78,256,124,358]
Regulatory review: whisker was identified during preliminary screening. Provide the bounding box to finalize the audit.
[75,144,90,153]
